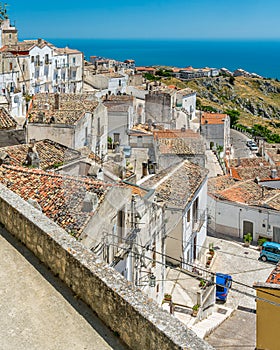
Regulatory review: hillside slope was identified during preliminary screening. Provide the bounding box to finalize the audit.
[161,76,280,135]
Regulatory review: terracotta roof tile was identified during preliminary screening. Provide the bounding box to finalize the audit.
[266,263,280,285]
[29,93,99,125]
[208,175,280,210]
[0,107,17,129]
[153,129,204,155]
[0,139,81,170]
[141,160,208,208]
[0,164,112,238]
[225,158,274,180]
[201,113,228,125]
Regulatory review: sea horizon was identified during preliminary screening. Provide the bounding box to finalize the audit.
[23,38,280,79]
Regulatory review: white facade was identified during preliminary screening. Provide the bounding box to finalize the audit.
[88,73,128,97]
[52,48,83,93]
[176,90,197,120]
[80,187,166,305]
[165,176,208,267]
[29,44,53,94]
[27,102,108,157]
[208,195,280,243]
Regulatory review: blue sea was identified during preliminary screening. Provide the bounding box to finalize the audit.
[45,39,280,79]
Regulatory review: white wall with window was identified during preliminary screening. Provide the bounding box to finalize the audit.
[208,195,280,243]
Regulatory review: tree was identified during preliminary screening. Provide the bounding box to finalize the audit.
[225,109,240,127]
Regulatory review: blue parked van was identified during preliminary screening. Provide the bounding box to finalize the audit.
[260,241,280,263]
[216,273,232,302]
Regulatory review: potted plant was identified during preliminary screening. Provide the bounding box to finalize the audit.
[257,237,267,250]
[199,279,206,288]
[164,293,172,302]
[192,304,200,317]
[244,233,253,247]
[208,242,215,256]
[209,248,215,256]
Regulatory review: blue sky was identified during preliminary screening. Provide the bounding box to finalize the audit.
[7,0,280,39]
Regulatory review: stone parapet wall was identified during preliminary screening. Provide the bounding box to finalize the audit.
[0,183,214,350]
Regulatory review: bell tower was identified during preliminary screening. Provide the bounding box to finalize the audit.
[0,3,18,47]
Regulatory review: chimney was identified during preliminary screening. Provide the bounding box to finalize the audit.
[0,151,10,165]
[25,140,40,168]
[271,169,277,179]
[82,192,98,212]
[54,93,60,110]
[142,162,148,178]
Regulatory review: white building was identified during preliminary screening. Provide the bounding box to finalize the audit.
[208,171,280,243]
[200,112,231,151]
[103,95,136,146]
[85,72,128,97]
[140,160,208,268]
[53,47,83,93]
[27,93,108,158]
[175,88,196,120]
[0,14,84,118]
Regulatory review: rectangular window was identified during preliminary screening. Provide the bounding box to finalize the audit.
[31,56,34,63]
[187,209,190,222]
[72,57,76,65]
[113,133,120,143]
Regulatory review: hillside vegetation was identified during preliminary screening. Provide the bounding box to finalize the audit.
[161,75,280,137]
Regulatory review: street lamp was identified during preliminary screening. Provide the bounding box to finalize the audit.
[149,274,156,287]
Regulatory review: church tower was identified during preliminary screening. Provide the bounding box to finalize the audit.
[0,3,18,47]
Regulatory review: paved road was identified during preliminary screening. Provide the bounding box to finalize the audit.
[230,129,255,159]
[207,236,273,310]
[204,235,275,350]
[206,309,256,350]
[0,226,128,350]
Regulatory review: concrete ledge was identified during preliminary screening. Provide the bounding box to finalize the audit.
[190,307,234,339]
[0,183,214,350]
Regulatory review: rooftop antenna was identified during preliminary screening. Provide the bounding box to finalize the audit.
[0,3,9,20]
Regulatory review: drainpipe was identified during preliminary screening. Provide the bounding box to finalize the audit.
[239,208,242,239]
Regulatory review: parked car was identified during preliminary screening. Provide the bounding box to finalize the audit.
[246,140,255,147]
[249,144,258,151]
[260,241,280,263]
[216,273,232,302]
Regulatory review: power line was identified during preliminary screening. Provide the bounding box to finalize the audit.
[165,233,264,262]
[105,241,280,307]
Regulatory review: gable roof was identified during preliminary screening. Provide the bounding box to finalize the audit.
[29,93,99,125]
[225,158,273,180]
[0,139,81,170]
[140,160,208,208]
[0,107,17,129]
[0,164,112,237]
[208,175,280,210]
[153,129,205,155]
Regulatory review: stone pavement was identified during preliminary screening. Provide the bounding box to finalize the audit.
[163,264,235,340]
[163,235,273,341]
[0,226,128,350]
[205,150,224,178]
